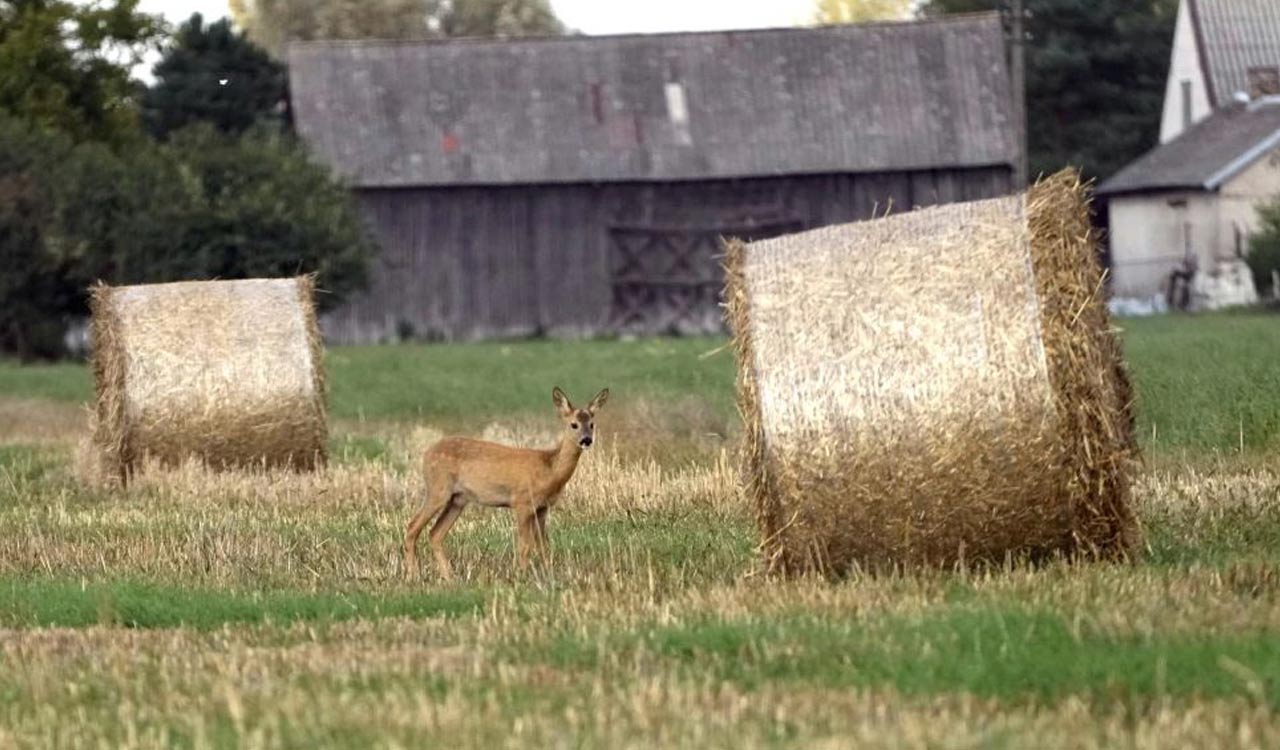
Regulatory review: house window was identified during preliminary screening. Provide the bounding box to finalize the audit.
[1181,79,1192,130]
[1247,66,1280,98]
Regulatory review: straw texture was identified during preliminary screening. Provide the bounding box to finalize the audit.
[724,169,1137,575]
[90,276,328,481]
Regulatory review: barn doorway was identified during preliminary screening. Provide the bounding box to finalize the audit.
[608,219,802,335]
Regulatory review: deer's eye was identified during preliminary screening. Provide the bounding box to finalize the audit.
[570,422,579,429]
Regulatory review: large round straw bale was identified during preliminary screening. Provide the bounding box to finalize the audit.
[723,169,1138,575]
[90,276,328,480]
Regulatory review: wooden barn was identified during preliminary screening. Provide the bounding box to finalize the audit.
[287,14,1022,342]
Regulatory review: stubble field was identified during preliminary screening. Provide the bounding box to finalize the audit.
[1,314,1278,748]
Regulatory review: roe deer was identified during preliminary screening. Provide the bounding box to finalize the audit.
[404,386,609,580]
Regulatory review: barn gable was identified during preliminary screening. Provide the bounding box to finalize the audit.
[287,16,1022,342]
[287,14,1019,188]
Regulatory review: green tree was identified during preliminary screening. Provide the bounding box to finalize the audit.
[438,0,565,37]
[1,120,377,358]
[154,125,376,307]
[230,0,565,57]
[42,136,197,289]
[814,0,912,23]
[229,0,428,57]
[141,13,288,139]
[0,0,162,145]
[919,0,1179,183]
[0,119,73,359]
[54,125,376,311]
[1247,199,1280,300]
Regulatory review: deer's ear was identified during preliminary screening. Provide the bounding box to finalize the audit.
[552,387,573,414]
[588,388,609,414]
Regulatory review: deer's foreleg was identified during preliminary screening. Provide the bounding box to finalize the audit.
[513,501,538,572]
[534,506,551,562]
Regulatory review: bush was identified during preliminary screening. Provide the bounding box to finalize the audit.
[1247,199,1280,300]
[43,138,195,291]
[0,119,76,360]
[0,118,377,358]
[158,125,375,309]
[49,124,376,310]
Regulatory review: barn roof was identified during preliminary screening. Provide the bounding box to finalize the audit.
[287,14,1019,188]
[1191,0,1280,107]
[1097,97,1280,196]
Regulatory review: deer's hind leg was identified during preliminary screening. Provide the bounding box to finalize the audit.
[534,506,551,562]
[405,470,454,580]
[428,497,465,581]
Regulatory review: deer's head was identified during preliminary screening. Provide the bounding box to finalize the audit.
[552,386,609,449]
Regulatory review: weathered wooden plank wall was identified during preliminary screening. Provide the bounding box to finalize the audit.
[321,166,1012,342]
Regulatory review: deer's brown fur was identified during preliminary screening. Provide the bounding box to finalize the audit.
[404,387,608,580]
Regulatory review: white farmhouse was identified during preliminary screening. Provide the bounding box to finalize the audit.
[1158,0,1280,143]
[1099,0,1280,310]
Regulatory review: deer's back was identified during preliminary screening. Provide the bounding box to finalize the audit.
[425,437,551,483]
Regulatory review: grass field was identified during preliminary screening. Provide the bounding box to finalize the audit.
[1,313,1279,748]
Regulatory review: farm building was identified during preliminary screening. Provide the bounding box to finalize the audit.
[1100,0,1280,309]
[287,14,1022,342]
[1098,98,1280,307]
[1157,0,1280,144]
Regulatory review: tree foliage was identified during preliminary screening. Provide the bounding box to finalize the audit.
[0,119,377,359]
[1247,199,1280,301]
[228,0,427,56]
[814,0,913,23]
[919,0,1179,183]
[57,124,375,310]
[229,0,565,57]
[0,119,74,359]
[438,0,565,38]
[141,13,288,139]
[0,0,162,146]
[0,2,377,360]
[151,125,376,300]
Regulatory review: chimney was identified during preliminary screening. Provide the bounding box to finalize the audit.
[1247,66,1280,98]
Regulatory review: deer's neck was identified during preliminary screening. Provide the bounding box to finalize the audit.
[548,435,584,485]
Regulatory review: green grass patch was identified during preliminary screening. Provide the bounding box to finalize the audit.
[330,434,395,467]
[1120,313,1280,452]
[0,443,65,485]
[4,314,1280,451]
[1143,500,1280,566]
[532,606,1280,707]
[0,577,485,629]
[0,359,92,403]
[1,336,734,422]
[325,336,733,422]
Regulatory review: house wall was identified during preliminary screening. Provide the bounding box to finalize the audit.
[1108,192,1205,298]
[1159,0,1215,144]
[321,167,1013,343]
[1219,145,1280,247]
[1108,148,1280,298]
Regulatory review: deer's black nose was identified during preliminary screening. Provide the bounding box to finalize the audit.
[579,436,593,448]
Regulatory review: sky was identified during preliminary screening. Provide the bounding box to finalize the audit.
[553,0,807,34]
[107,0,810,81]
[128,0,809,35]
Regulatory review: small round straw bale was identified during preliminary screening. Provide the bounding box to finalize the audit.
[723,169,1138,576]
[90,276,328,481]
